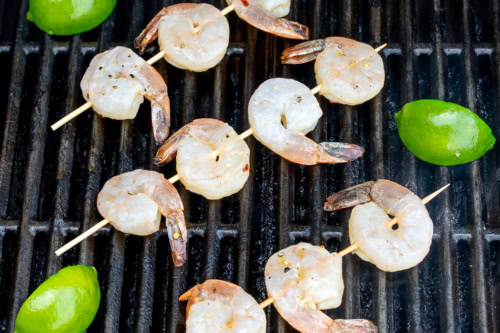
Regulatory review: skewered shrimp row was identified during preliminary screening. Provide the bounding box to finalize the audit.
[178,180,444,332]
[134,1,309,72]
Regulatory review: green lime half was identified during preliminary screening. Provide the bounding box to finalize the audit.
[14,265,101,333]
[395,99,496,166]
[27,0,117,35]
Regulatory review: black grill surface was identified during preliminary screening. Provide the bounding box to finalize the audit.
[1,0,500,332]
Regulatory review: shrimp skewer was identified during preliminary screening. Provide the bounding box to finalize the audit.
[324,181,449,271]
[55,170,187,267]
[258,184,448,312]
[179,279,266,332]
[51,47,171,145]
[282,38,387,105]
[262,243,377,333]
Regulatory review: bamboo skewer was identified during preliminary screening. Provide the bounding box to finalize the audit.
[258,183,449,308]
[55,174,182,256]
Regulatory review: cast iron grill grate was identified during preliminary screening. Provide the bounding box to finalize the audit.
[0,0,499,332]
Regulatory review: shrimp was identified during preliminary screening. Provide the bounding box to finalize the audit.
[180,279,266,333]
[81,46,170,144]
[227,0,290,18]
[248,78,364,165]
[154,119,250,200]
[97,169,186,267]
[228,0,309,40]
[281,37,385,105]
[265,243,377,333]
[324,179,433,272]
[134,4,230,72]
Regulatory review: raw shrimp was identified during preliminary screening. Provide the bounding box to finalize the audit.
[134,4,230,72]
[154,119,250,200]
[227,0,290,18]
[265,243,377,333]
[81,46,170,144]
[97,169,186,267]
[324,179,433,272]
[180,279,266,333]
[228,0,309,40]
[248,78,364,165]
[281,37,385,105]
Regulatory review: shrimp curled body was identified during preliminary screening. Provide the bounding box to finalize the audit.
[249,78,364,165]
[180,279,266,333]
[155,119,250,200]
[281,37,385,105]
[324,179,433,272]
[134,4,230,72]
[97,169,186,266]
[265,243,377,333]
[81,46,171,144]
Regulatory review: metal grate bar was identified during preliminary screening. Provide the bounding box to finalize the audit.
[0,0,30,217]
[402,1,423,333]
[432,0,459,331]
[461,0,490,331]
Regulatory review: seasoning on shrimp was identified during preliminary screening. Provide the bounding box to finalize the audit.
[80,46,170,144]
[281,37,385,105]
[265,243,377,333]
[324,179,433,272]
[227,0,309,39]
[248,78,365,165]
[97,169,187,267]
[134,4,230,72]
[227,0,291,17]
[180,279,266,332]
[155,119,250,200]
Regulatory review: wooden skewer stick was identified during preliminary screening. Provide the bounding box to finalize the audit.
[55,174,182,256]
[386,183,450,228]
[51,102,93,131]
[258,183,449,308]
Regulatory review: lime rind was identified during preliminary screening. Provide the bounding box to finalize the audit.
[14,265,100,333]
[395,99,496,166]
[28,0,117,36]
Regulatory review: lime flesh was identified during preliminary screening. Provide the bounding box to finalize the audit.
[27,0,116,35]
[14,265,100,333]
[395,99,496,166]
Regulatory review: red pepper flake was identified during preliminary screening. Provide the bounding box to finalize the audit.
[241,0,249,6]
[242,164,249,172]
[87,93,89,99]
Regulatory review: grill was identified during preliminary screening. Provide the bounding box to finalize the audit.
[1,0,499,332]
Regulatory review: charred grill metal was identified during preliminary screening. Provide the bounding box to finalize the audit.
[0,0,499,332]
